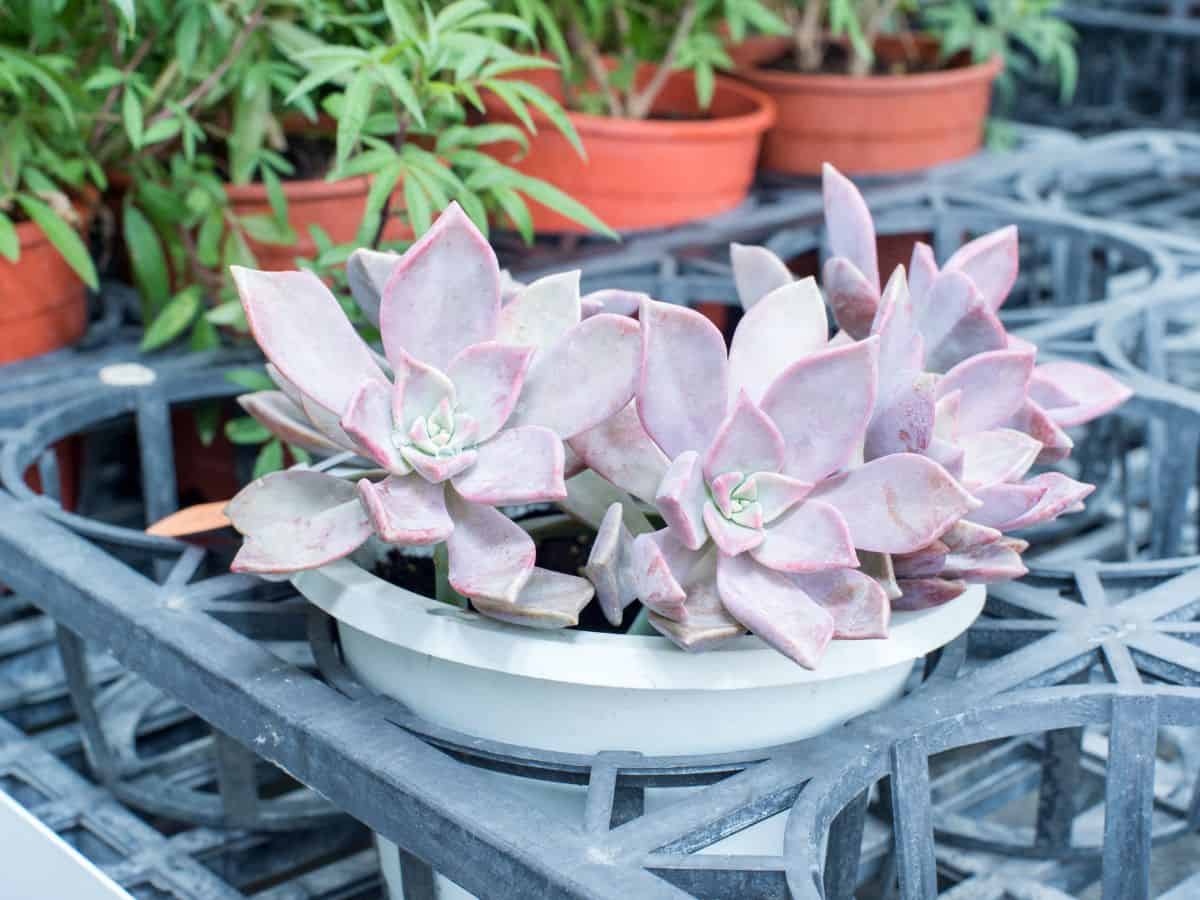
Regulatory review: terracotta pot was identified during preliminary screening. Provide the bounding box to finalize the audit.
[226,176,411,271]
[732,35,1002,175]
[23,439,82,512]
[482,65,775,233]
[0,218,89,364]
[172,407,242,508]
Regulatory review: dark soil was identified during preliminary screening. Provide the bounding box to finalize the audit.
[372,548,437,596]
[209,132,336,183]
[371,525,644,636]
[280,133,338,181]
[649,110,712,122]
[764,40,964,77]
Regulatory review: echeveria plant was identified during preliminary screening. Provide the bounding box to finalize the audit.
[572,281,976,666]
[226,166,1130,670]
[580,163,1127,662]
[226,203,641,627]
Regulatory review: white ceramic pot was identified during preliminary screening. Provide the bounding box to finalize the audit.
[294,559,984,899]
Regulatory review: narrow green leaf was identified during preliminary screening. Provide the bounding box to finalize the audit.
[695,62,714,109]
[383,0,417,39]
[262,167,289,226]
[229,78,270,185]
[337,69,376,169]
[140,287,202,352]
[189,315,221,352]
[483,80,535,134]
[122,202,170,307]
[226,416,272,446]
[356,157,404,246]
[240,214,297,246]
[142,118,182,147]
[513,173,616,239]
[284,55,361,104]
[16,195,98,289]
[83,67,125,91]
[0,212,18,262]
[435,0,490,32]
[253,439,285,478]
[509,82,584,158]
[192,401,222,447]
[176,8,202,75]
[196,209,224,267]
[225,368,276,391]
[436,123,529,155]
[491,186,533,244]
[206,299,248,327]
[288,444,312,465]
[222,226,257,269]
[404,176,433,238]
[375,65,426,128]
[3,52,75,123]
[109,0,136,33]
[123,89,144,149]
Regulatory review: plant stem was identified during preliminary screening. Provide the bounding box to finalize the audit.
[89,31,159,148]
[433,543,469,609]
[625,0,701,120]
[567,10,624,117]
[793,0,826,73]
[853,0,903,77]
[143,2,267,133]
[371,109,409,249]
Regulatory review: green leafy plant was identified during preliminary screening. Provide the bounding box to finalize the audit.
[63,0,609,357]
[0,8,100,287]
[922,1,1077,103]
[272,0,614,247]
[770,0,1076,99]
[503,0,787,119]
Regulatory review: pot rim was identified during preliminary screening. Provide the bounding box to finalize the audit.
[736,50,1003,95]
[224,174,372,202]
[484,70,777,141]
[294,558,985,692]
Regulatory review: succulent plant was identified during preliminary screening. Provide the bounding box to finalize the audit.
[573,280,977,667]
[227,167,1131,670]
[717,164,1132,615]
[226,203,642,628]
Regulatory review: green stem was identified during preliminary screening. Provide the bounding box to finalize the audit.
[433,543,468,609]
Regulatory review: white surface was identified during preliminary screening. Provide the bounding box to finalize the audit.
[295,559,984,900]
[0,790,134,900]
[97,363,156,387]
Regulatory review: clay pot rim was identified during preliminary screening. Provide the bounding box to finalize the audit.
[224,174,372,202]
[736,42,1003,95]
[485,69,777,142]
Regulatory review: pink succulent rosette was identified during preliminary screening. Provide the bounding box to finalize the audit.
[726,165,1133,610]
[574,276,977,668]
[225,203,642,628]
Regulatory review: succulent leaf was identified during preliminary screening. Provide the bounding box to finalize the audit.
[726,277,828,404]
[731,243,794,311]
[231,266,385,416]
[380,202,502,370]
[716,552,835,669]
[495,270,583,351]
